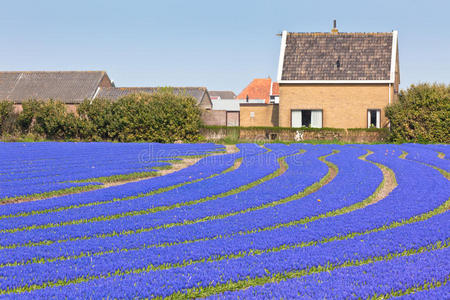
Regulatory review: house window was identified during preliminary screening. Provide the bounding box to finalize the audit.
[367,109,381,128]
[291,110,322,128]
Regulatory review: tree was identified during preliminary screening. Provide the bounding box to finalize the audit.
[385,83,450,143]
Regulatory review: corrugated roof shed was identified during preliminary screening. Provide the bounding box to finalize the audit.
[281,32,394,81]
[0,71,110,103]
[209,91,236,99]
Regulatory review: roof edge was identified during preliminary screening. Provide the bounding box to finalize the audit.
[279,80,394,84]
[390,30,398,82]
[276,30,287,82]
[286,32,393,36]
[0,70,107,73]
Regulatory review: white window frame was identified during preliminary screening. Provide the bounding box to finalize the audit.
[291,109,323,128]
[367,109,381,128]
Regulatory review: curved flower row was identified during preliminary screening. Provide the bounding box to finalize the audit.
[1,145,447,293]
[4,211,448,297]
[0,143,448,299]
[0,144,327,247]
[0,144,280,231]
[209,247,450,299]
[0,142,223,199]
[0,144,261,218]
[0,146,380,267]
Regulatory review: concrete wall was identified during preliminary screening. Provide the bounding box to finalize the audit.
[201,126,389,143]
[279,84,393,128]
[240,104,279,127]
[226,111,240,126]
[199,93,213,110]
[202,110,227,126]
[13,104,23,114]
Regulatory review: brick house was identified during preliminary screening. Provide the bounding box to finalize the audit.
[277,26,400,128]
[0,71,113,113]
[237,78,280,127]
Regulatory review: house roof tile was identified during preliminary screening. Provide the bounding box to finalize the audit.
[271,82,279,95]
[236,78,272,103]
[281,32,393,81]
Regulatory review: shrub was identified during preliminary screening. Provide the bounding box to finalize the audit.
[77,98,115,140]
[0,101,17,135]
[385,83,450,143]
[17,100,44,133]
[79,89,202,142]
[18,99,81,140]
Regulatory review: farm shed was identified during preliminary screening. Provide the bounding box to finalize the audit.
[209,90,236,100]
[0,71,113,113]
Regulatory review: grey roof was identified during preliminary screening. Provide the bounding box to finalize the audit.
[0,71,109,103]
[96,87,209,105]
[209,91,236,99]
[281,32,394,81]
[212,99,265,111]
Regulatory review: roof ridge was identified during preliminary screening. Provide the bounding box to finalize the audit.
[108,86,207,89]
[288,32,393,36]
[0,70,106,73]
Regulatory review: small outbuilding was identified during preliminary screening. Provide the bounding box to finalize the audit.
[0,71,113,113]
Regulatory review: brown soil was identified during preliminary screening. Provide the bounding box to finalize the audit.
[103,157,202,188]
[360,158,397,206]
[370,164,397,205]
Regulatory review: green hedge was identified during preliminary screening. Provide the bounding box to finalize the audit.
[385,83,450,143]
[201,125,386,133]
[1,90,203,142]
[0,101,17,135]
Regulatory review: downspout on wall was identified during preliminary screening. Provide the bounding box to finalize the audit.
[388,83,391,105]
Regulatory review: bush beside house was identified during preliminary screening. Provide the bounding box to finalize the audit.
[385,83,450,143]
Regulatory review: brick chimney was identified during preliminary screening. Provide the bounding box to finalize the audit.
[331,20,338,34]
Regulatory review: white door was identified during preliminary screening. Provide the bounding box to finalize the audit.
[291,111,302,128]
[311,110,322,128]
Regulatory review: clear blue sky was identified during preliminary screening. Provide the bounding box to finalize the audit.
[1,0,449,93]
